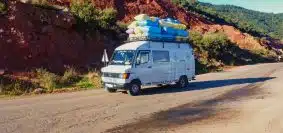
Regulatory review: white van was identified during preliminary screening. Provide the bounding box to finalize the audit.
[101,41,195,96]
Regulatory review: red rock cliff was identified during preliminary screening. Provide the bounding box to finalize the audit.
[0,1,118,72]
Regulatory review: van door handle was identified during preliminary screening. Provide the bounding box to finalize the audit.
[148,66,152,68]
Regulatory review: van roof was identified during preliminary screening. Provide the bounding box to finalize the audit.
[115,41,147,50]
[115,41,191,51]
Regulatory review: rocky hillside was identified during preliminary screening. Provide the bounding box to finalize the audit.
[0,0,121,73]
[93,0,282,51]
[0,0,282,73]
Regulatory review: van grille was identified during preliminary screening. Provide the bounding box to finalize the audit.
[103,73,120,78]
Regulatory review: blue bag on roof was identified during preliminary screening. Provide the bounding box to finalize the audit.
[138,26,162,34]
[142,33,162,37]
[137,20,159,27]
[177,30,189,37]
[162,27,178,35]
[137,33,176,41]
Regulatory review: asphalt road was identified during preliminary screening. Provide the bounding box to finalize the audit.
[1,63,283,133]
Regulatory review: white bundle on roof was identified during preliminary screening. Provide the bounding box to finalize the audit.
[127,14,189,42]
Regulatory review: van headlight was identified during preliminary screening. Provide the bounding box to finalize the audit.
[119,73,130,79]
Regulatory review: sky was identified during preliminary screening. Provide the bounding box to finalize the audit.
[198,0,283,13]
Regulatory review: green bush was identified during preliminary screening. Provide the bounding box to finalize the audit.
[251,49,270,57]
[116,21,128,30]
[35,68,59,92]
[172,0,198,6]
[5,80,23,95]
[99,8,118,29]
[60,67,80,85]
[190,31,241,73]
[70,0,117,31]
[190,30,275,73]
[201,32,230,58]
[86,72,102,89]
[75,77,94,88]
[0,1,7,14]
[70,1,99,23]
[0,76,36,95]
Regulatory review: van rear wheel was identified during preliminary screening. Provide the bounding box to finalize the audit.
[178,76,188,88]
[127,81,141,96]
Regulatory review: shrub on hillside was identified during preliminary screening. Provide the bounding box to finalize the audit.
[99,8,118,29]
[172,0,198,6]
[190,31,230,65]
[190,31,244,73]
[70,0,117,31]
[0,1,7,15]
[190,30,275,74]
[116,21,128,30]
[201,32,230,58]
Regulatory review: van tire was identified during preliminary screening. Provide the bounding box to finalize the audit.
[105,88,117,93]
[177,76,188,88]
[127,81,141,96]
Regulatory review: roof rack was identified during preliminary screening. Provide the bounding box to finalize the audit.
[125,36,189,43]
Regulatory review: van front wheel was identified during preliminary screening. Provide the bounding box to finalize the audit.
[178,76,188,88]
[127,82,141,96]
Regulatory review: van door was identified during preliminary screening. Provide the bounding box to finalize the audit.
[186,50,195,79]
[175,51,186,79]
[134,50,153,85]
[152,50,171,84]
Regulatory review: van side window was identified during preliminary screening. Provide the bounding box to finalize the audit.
[136,51,150,65]
[153,51,170,63]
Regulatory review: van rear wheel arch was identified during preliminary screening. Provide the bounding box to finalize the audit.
[177,75,189,88]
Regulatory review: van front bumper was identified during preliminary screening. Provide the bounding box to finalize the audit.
[103,82,131,90]
[101,77,131,90]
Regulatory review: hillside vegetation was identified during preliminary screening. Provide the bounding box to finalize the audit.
[173,0,283,40]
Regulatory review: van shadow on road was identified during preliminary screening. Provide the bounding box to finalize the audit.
[141,77,275,96]
[106,77,275,133]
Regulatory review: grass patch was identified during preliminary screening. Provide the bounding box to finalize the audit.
[2,68,102,96]
[35,68,101,91]
[75,77,94,88]
[0,75,37,96]
[0,68,103,97]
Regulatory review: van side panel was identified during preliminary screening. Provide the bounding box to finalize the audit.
[135,41,195,86]
[169,43,194,83]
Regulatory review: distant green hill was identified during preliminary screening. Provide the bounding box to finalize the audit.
[174,0,283,40]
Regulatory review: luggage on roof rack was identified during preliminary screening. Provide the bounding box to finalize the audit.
[127,36,189,43]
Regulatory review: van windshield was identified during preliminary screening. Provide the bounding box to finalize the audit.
[110,50,135,65]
